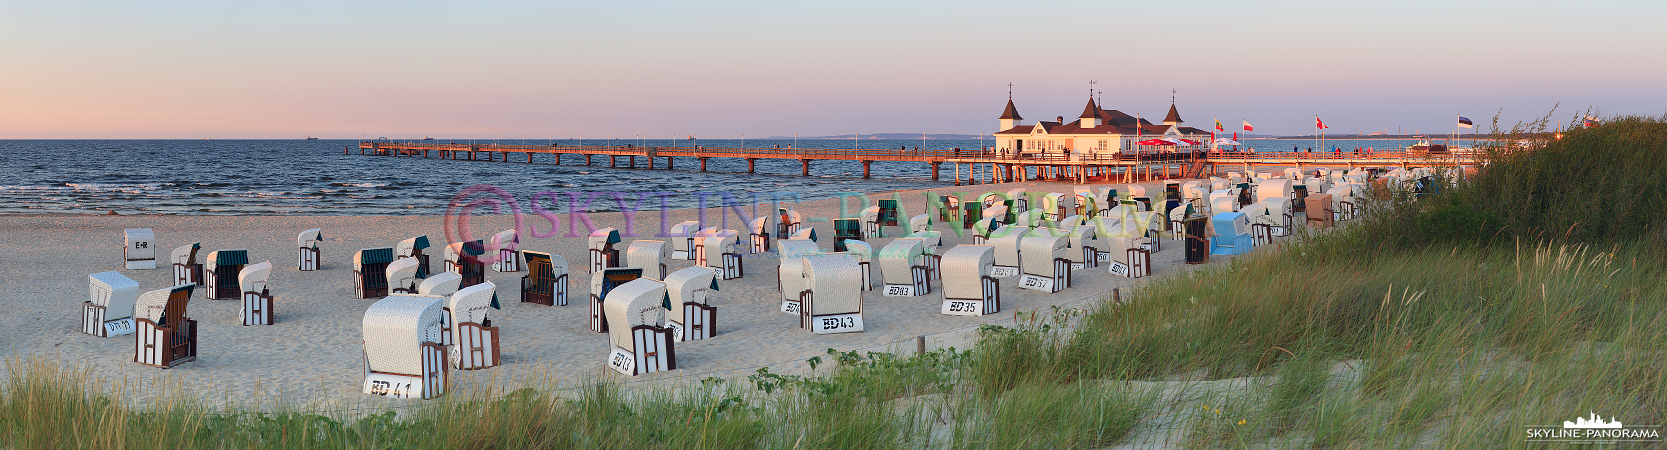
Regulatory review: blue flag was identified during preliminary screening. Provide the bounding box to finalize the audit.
[1457,116,1474,129]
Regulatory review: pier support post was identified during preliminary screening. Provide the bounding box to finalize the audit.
[747,158,757,173]
[586,154,592,165]
[801,159,810,176]
[665,157,673,170]
[862,161,872,179]
[930,162,940,181]
[553,154,561,165]
[609,155,616,167]
[699,157,708,172]
[647,156,654,169]
[629,155,636,168]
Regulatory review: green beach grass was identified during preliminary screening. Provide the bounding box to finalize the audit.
[4,113,1663,449]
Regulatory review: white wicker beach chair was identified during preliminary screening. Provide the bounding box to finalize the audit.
[1303,178,1330,200]
[775,239,821,315]
[625,240,670,280]
[203,249,248,300]
[588,267,645,333]
[668,221,701,260]
[1284,168,1304,181]
[1209,189,1237,214]
[879,238,931,297]
[1067,225,1101,269]
[1242,203,1276,246]
[396,235,432,278]
[238,261,274,325]
[1006,188,1028,211]
[133,283,198,369]
[443,240,487,287]
[448,282,501,370]
[696,229,743,280]
[1041,193,1068,220]
[603,278,676,376]
[1073,186,1096,217]
[171,243,202,287]
[940,245,1000,316]
[799,254,865,334]
[352,248,395,299]
[1019,230,1072,293]
[840,239,874,291]
[987,224,1028,278]
[124,228,156,270]
[749,216,772,253]
[297,228,322,271]
[1325,186,1356,221]
[1257,179,1293,203]
[861,206,883,238]
[84,271,139,337]
[490,229,521,272]
[361,294,447,399]
[387,257,422,294]
[776,209,803,238]
[420,271,463,298]
[664,266,718,341]
[588,228,622,273]
[1262,197,1294,236]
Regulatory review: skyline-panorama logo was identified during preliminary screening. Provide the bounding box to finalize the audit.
[1525,412,1661,444]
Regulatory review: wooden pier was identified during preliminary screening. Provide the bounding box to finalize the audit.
[349,141,1480,185]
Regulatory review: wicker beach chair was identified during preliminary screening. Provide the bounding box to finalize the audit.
[238,261,274,325]
[749,216,772,253]
[443,240,487,287]
[590,267,643,333]
[490,229,521,272]
[668,221,701,260]
[361,294,447,399]
[877,198,901,227]
[1305,194,1335,229]
[799,254,865,334]
[420,271,463,299]
[987,224,1028,279]
[840,239,874,291]
[1241,202,1276,247]
[124,228,156,270]
[203,249,248,300]
[940,245,1000,316]
[588,228,621,273]
[396,235,432,279]
[775,239,821,315]
[665,266,719,341]
[352,248,395,299]
[1018,230,1072,293]
[448,282,501,370]
[776,208,803,238]
[860,206,883,238]
[1067,224,1101,269]
[171,243,203,287]
[387,257,422,294]
[833,218,862,252]
[1210,212,1255,256]
[297,228,322,271]
[879,238,931,297]
[603,278,676,376]
[625,240,669,280]
[695,229,743,280]
[84,271,139,337]
[133,283,198,369]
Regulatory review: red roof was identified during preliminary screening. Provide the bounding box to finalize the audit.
[1164,103,1183,123]
[998,99,1023,120]
[1078,99,1101,119]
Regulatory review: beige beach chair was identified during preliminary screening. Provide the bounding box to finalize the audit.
[238,261,274,325]
[297,228,322,271]
[603,278,676,376]
[668,221,702,260]
[625,240,670,280]
[1306,194,1335,229]
[124,228,156,270]
[519,251,568,306]
[987,224,1028,278]
[590,267,644,333]
[133,283,198,369]
[799,254,865,334]
[490,229,521,272]
[879,238,930,297]
[1019,231,1072,293]
[171,243,203,287]
[940,245,1000,316]
[695,229,743,280]
[387,257,422,294]
[665,266,718,341]
[84,271,139,337]
[448,282,501,370]
[361,294,447,399]
[396,235,432,278]
[588,228,621,273]
[775,239,821,315]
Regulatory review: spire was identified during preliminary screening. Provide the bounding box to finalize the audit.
[1163,103,1183,124]
[1079,98,1101,119]
[999,99,1023,120]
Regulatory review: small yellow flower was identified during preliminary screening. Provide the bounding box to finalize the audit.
[1238,419,1246,425]
[1215,409,1221,415]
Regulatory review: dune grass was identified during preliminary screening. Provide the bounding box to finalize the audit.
[4,114,1664,448]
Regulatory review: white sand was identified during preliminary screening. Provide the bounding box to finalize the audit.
[0,179,1259,411]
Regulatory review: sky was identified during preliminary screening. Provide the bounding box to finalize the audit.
[1,0,1663,139]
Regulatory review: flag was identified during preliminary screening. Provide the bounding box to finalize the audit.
[1315,117,1329,129]
[1242,120,1254,132]
[1457,116,1474,129]
[1214,118,1224,132]
[1584,116,1597,128]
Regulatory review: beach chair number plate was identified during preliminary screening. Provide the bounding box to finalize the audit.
[1096,251,1112,262]
[103,318,135,337]
[607,348,636,375]
[364,374,421,399]
[780,300,801,314]
[1109,261,1130,277]
[1070,262,1084,270]
[883,285,915,297]
[942,300,983,316]
[1139,244,1153,252]
[813,313,863,334]
[1019,274,1054,291]
[989,266,1019,278]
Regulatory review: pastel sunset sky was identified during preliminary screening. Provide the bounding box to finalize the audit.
[2,0,1661,138]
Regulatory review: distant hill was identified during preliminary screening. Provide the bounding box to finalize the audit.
[763,133,985,140]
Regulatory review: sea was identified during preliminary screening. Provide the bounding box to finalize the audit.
[0,137,1444,215]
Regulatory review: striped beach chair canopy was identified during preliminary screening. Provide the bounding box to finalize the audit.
[354,248,395,270]
[397,235,430,257]
[206,249,249,269]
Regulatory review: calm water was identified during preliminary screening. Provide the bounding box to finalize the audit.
[0,137,1451,215]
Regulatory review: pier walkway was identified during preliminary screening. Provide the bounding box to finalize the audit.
[348,141,1481,184]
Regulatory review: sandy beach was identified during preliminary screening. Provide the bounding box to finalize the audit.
[1,179,1235,411]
